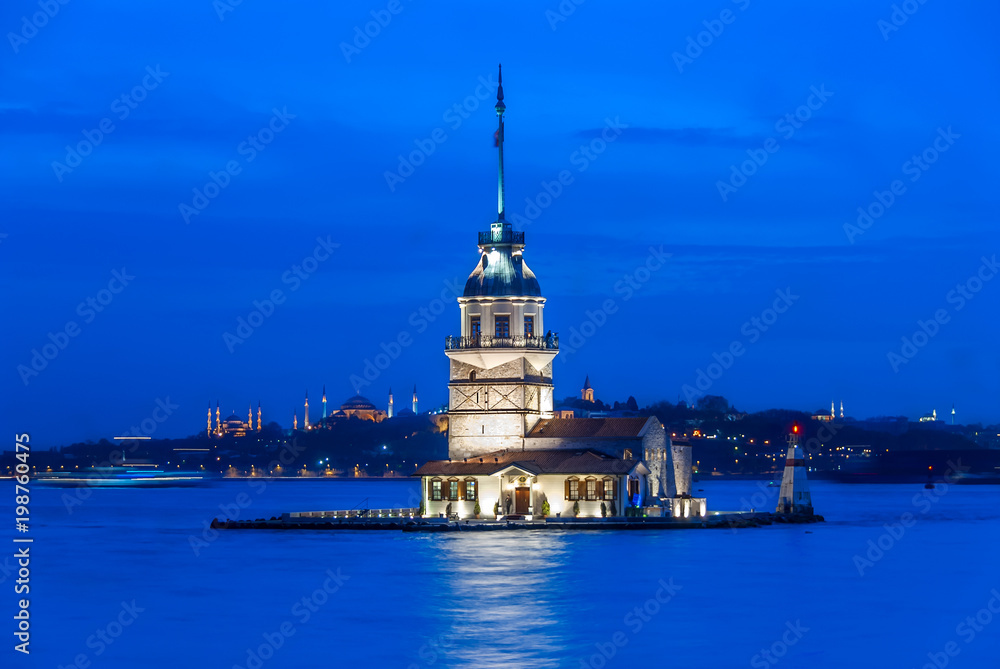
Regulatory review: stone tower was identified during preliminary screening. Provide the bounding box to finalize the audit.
[445,65,558,461]
[581,375,594,402]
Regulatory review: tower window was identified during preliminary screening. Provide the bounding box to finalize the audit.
[524,315,534,337]
[470,317,481,338]
[469,371,476,381]
[495,316,510,338]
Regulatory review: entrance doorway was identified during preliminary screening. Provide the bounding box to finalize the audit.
[514,487,530,514]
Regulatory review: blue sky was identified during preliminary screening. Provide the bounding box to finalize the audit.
[2,0,998,444]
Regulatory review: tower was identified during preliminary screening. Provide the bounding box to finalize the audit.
[215,402,221,437]
[582,375,594,402]
[257,401,262,432]
[830,400,835,419]
[304,391,310,430]
[248,402,253,429]
[444,65,558,460]
[839,400,844,419]
[777,425,813,515]
[951,404,955,425]
[412,385,418,415]
[207,403,212,437]
[293,411,298,431]
[388,387,394,418]
[322,385,327,420]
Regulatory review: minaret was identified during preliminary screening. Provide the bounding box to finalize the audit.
[257,402,262,432]
[248,402,252,428]
[840,401,844,419]
[304,391,310,430]
[215,402,221,436]
[581,375,594,402]
[443,66,558,460]
[951,404,955,425]
[322,385,327,420]
[388,387,394,418]
[207,403,212,437]
[777,425,813,515]
[412,385,418,415]
[293,411,298,431]
[830,400,835,419]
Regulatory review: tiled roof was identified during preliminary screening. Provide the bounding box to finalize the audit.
[525,417,654,439]
[413,449,643,477]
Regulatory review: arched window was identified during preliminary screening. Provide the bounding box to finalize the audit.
[469,371,476,381]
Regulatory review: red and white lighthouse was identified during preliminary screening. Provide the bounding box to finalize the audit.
[776,425,813,515]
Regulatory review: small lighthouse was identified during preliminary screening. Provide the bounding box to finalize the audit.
[776,425,813,515]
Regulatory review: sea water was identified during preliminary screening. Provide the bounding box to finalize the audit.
[16,480,1000,668]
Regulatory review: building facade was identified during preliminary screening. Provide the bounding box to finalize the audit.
[416,68,703,520]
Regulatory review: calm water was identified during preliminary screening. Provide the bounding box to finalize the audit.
[14,479,1000,668]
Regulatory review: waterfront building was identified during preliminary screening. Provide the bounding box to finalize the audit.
[416,68,702,520]
[207,401,261,438]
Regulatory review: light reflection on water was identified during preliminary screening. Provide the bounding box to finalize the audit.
[432,532,570,667]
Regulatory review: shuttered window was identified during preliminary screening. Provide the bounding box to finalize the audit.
[603,477,616,501]
[586,478,597,501]
[465,479,477,501]
[431,479,442,501]
[448,480,459,501]
[566,477,580,500]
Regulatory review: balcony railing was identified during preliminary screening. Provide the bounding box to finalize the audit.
[445,333,558,351]
[478,230,525,245]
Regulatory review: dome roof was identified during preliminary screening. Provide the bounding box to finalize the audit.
[464,248,541,297]
[341,395,376,411]
[224,414,242,422]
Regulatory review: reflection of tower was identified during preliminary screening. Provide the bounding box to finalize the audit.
[207,403,212,437]
[839,401,844,419]
[215,402,221,436]
[951,404,956,425]
[412,385,418,415]
[777,425,813,515]
[322,385,327,420]
[581,375,594,402]
[388,387,394,418]
[293,411,298,431]
[257,401,262,432]
[304,391,310,430]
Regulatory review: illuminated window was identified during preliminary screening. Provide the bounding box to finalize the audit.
[586,478,597,501]
[449,480,459,501]
[524,315,534,337]
[431,480,442,501]
[623,449,633,460]
[465,479,477,501]
[567,477,579,500]
[470,317,481,338]
[603,477,615,501]
[495,316,510,338]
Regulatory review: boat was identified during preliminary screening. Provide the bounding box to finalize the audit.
[33,465,208,488]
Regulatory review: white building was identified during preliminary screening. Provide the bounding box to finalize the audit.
[415,68,704,520]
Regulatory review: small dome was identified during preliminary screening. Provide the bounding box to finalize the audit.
[224,414,242,422]
[464,249,541,297]
[341,395,376,411]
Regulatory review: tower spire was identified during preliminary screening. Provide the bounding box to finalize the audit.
[495,63,506,223]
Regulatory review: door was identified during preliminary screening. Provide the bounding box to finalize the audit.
[514,487,530,514]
